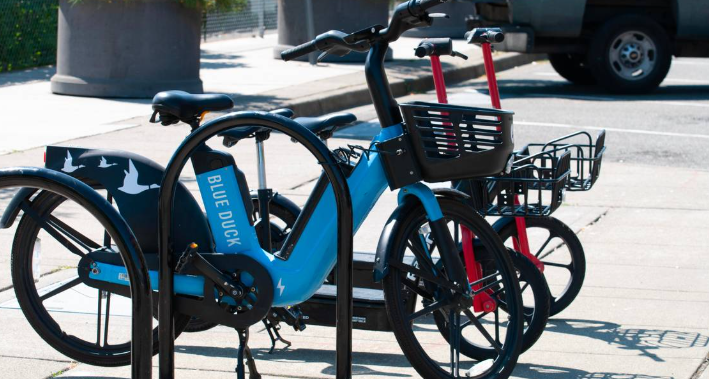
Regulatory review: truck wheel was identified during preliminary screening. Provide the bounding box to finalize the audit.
[549,54,596,85]
[588,14,671,94]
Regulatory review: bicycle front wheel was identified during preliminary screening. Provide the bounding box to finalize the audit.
[382,198,523,379]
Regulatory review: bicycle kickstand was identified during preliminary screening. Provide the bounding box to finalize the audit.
[263,318,292,354]
[235,328,261,379]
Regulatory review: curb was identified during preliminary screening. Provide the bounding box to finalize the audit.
[285,53,545,117]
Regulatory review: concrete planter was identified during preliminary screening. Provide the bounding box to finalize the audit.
[51,0,203,98]
[404,0,474,38]
[273,0,391,62]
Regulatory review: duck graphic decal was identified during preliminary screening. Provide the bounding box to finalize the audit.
[118,159,160,195]
[61,151,85,173]
[98,156,118,168]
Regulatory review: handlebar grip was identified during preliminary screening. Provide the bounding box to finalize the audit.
[409,0,447,16]
[486,30,505,43]
[414,43,434,58]
[281,40,318,61]
[466,27,505,44]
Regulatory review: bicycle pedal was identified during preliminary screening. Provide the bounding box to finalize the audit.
[175,242,199,273]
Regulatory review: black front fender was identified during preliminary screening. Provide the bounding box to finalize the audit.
[372,195,419,282]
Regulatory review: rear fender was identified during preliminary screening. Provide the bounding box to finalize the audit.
[44,145,213,254]
[0,187,38,229]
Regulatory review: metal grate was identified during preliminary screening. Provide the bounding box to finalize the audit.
[202,0,278,41]
[0,0,58,73]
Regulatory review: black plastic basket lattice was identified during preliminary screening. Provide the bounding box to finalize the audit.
[399,101,514,182]
[461,149,572,217]
[525,130,606,191]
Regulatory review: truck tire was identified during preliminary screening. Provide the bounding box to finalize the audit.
[549,54,596,85]
[588,14,672,94]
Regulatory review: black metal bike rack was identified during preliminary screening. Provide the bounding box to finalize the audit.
[157,111,354,379]
[0,167,154,378]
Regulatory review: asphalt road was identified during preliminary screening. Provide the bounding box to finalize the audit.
[337,57,709,170]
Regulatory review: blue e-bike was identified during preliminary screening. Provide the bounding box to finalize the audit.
[2,0,528,378]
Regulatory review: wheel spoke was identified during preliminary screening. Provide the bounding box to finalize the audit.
[39,277,82,301]
[47,215,100,250]
[520,282,530,294]
[406,238,438,277]
[470,271,500,290]
[472,277,504,296]
[390,260,458,293]
[407,298,450,322]
[103,293,112,347]
[96,290,103,346]
[494,307,500,344]
[541,261,573,271]
[449,310,461,377]
[19,201,87,258]
[463,309,503,354]
[401,277,434,300]
[534,235,554,258]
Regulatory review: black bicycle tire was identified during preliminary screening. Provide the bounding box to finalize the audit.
[11,190,190,367]
[497,216,586,316]
[434,249,550,357]
[382,198,523,379]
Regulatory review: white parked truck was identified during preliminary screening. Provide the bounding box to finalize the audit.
[467,0,709,93]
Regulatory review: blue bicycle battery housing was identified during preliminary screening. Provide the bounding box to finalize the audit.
[193,147,259,254]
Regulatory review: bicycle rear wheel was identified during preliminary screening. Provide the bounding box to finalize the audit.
[11,190,189,366]
[382,198,523,379]
[434,249,550,357]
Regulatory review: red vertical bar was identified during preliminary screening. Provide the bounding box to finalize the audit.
[482,42,541,270]
[430,55,448,104]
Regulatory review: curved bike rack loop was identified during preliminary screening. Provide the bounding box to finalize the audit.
[157,111,354,379]
[0,167,154,378]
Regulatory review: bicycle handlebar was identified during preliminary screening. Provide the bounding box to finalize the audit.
[280,0,449,62]
[466,27,505,44]
[281,40,319,62]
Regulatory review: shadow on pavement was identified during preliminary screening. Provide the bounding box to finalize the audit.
[460,79,709,102]
[177,345,413,376]
[514,363,673,379]
[545,318,709,362]
[200,51,247,70]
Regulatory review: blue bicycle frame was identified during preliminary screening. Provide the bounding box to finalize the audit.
[89,123,446,307]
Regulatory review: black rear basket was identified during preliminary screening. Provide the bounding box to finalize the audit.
[524,130,606,191]
[461,149,572,217]
[399,101,514,182]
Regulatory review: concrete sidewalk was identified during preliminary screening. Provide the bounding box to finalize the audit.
[0,120,707,378]
[0,33,536,155]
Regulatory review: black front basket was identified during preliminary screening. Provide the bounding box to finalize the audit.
[461,149,572,217]
[399,101,514,182]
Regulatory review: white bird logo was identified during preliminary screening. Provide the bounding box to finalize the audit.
[61,151,85,173]
[117,159,160,195]
[98,156,117,168]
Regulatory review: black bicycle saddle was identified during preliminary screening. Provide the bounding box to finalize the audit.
[295,113,357,139]
[151,90,234,124]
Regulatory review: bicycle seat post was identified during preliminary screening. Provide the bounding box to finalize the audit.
[255,132,273,252]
